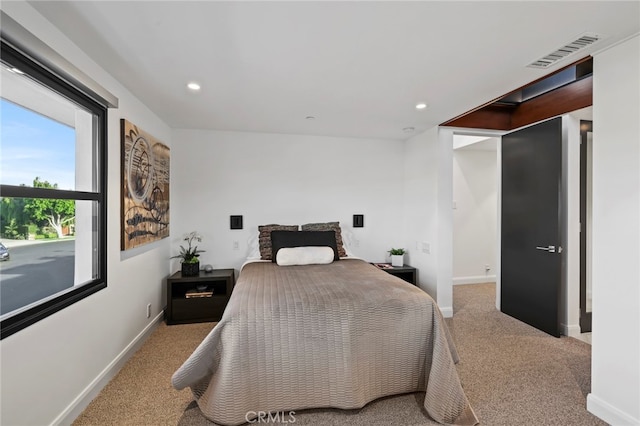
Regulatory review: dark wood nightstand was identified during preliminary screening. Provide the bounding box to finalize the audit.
[372,263,417,285]
[165,269,235,325]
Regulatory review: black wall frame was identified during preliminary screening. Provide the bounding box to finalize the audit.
[230,215,243,230]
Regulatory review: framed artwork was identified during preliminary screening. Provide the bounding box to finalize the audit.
[120,119,170,250]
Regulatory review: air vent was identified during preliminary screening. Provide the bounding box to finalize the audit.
[528,33,601,69]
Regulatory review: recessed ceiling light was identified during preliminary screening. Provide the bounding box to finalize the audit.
[403,127,415,133]
[415,102,428,110]
[305,116,315,120]
[187,82,201,91]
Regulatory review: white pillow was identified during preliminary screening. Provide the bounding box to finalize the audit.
[276,246,335,266]
[246,231,261,260]
[340,227,357,257]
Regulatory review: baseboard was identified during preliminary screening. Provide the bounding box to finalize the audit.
[453,275,496,285]
[440,306,453,318]
[561,323,582,338]
[587,393,640,425]
[51,311,165,426]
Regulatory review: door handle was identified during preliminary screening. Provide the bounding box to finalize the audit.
[535,245,556,253]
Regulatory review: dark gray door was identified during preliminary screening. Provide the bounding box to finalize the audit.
[501,117,563,337]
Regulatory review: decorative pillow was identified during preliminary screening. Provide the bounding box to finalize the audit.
[270,230,339,262]
[258,224,298,260]
[300,221,347,257]
[276,246,334,266]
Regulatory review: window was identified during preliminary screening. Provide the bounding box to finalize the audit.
[0,41,107,339]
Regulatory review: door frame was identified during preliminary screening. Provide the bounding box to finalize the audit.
[449,128,505,310]
[579,120,593,332]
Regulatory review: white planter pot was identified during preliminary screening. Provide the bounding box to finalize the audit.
[391,255,404,267]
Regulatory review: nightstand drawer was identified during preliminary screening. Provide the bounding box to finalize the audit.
[172,296,228,322]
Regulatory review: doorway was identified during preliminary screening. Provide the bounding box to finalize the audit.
[452,135,498,287]
[450,108,592,338]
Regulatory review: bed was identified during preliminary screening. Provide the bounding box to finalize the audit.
[172,226,478,425]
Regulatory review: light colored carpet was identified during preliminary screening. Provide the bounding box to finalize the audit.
[73,283,605,425]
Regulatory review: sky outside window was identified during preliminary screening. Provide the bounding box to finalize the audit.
[0,98,75,190]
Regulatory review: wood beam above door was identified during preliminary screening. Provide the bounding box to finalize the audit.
[442,57,593,130]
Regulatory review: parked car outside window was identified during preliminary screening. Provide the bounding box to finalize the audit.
[0,242,9,261]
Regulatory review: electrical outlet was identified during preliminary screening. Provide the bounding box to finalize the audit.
[485,264,491,272]
[233,241,239,250]
[146,303,151,318]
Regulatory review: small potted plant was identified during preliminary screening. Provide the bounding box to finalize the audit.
[171,231,205,276]
[388,248,406,267]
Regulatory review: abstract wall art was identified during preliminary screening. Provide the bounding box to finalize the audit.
[121,119,170,250]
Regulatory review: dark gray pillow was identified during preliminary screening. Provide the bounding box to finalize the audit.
[270,230,339,262]
[301,221,347,257]
[258,224,298,260]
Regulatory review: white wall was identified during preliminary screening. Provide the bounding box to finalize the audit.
[170,129,405,273]
[403,127,439,300]
[436,128,454,315]
[0,3,172,425]
[402,127,454,315]
[452,144,497,284]
[588,35,640,426]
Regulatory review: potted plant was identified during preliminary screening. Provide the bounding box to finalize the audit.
[171,231,205,276]
[388,248,406,267]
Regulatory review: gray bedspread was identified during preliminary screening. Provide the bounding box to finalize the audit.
[172,259,478,425]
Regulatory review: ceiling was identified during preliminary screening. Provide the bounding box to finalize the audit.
[27,1,640,141]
